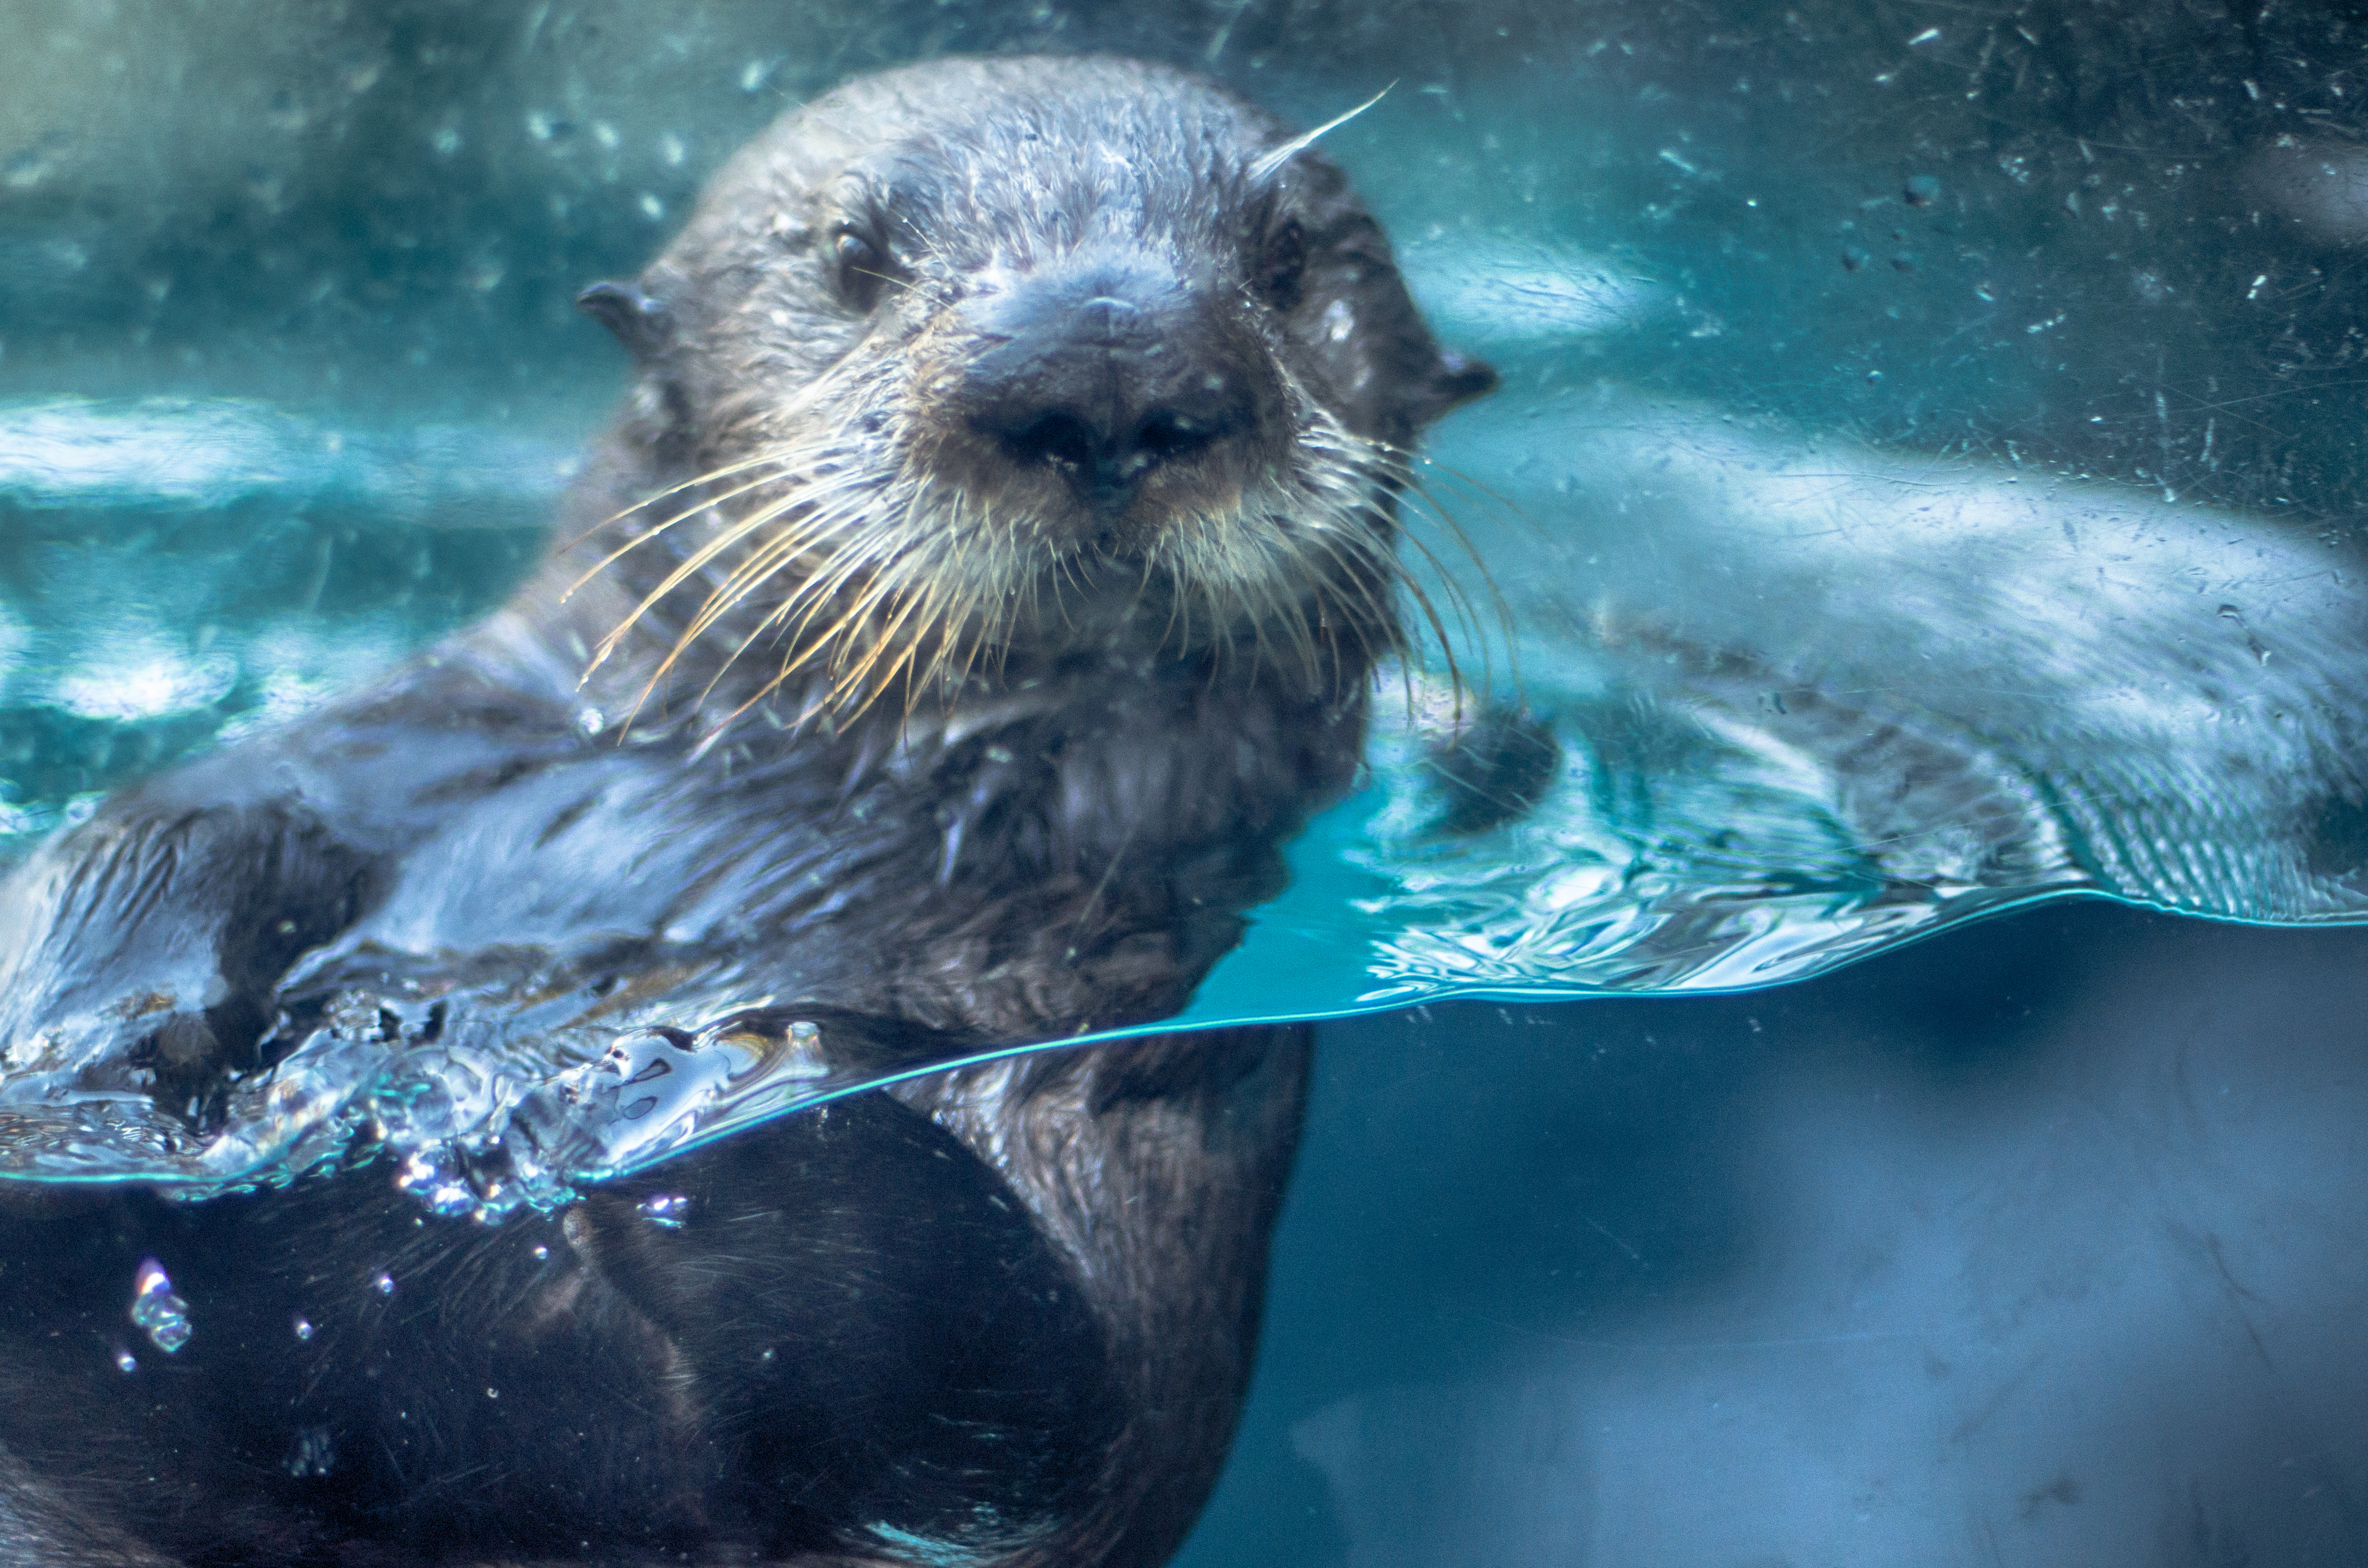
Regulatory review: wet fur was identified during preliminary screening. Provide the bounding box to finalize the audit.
[0,55,1490,1567]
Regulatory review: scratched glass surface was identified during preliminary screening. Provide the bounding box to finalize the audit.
[2,0,2364,1209]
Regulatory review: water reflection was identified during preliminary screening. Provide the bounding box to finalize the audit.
[0,399,553,853]
[1132,373,2368,1030]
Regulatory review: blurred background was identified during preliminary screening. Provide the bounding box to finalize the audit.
[6,1,2368,1561]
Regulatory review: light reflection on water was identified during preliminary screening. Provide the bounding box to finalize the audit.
[0,392,2361,1209]
[0,398,560,853]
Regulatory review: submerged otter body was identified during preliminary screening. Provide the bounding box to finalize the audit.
[0,56,1491,1567]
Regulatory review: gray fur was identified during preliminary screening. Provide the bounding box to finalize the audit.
[0,55,1488,1567]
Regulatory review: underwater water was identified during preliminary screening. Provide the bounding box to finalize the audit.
[4,0,2368,1561]
[1185,901,2368,1567]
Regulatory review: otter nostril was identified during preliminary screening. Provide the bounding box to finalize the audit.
[988,401,1240,508]
[1002,412,1102,476]
[1131,411,1219,466]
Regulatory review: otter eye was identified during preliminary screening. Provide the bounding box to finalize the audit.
[832,228,890,312]
[1256,219,1307,311]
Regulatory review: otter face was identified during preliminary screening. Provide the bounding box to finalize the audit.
[578,56,1492,716]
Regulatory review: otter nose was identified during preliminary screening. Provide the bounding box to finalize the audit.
[960,257,1258,519]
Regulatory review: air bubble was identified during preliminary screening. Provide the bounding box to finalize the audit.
[129,1258,191,1353]
[287,1427,334,1478]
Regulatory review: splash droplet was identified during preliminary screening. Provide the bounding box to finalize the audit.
[129,1258,191,1353]
[637,1193,691,1229]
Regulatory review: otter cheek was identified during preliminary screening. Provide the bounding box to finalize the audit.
[941,253,1283,550]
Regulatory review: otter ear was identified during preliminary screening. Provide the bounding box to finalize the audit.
[577,280,672,360]
[1282,166,1498,440]
[1408,346,1498,427]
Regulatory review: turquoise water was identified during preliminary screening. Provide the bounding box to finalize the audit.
[4,3,2366,1210]
[2,378,2361,1204]
[1176,902,2368,1568]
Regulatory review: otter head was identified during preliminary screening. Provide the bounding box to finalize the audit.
[577,56,1494,720]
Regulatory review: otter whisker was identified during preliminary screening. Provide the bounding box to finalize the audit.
[1246,81,1394,183]
[556,449,790,560]
[731,608,886,738]
[1371,541,1468,717]
[1393,467,1503,600]
[1276,546,1330,687]
[881,583,953,713]
[1195,576,1232,681]
[567,351,878,573]
[1359,431,1519,646]
[672,511,827,650]
[1165,549,1194,655]
[845,484,972,681]
[930,518,995,692]
[1225,534,1307,692]
[804,550,920,685]
[689,509,886,706]
[575,462,793,581]
[1229,572,1281,692]
[1370,435,1522,520]
[910,520,990,709]
[1292,527,1403,679]
[823,575,936,717]
[574,463,803,650]
[1393,508,1491,657]
[1396,477,1521,694]
[616,512,837,710]
[655,465,887,643]
[763,516,910,666]
[678,485,880,651]
[616,479,899,727]
[1160,520,1234,666]
[885,558,961,712]
[593,477,842,681]
[747,538,901,695]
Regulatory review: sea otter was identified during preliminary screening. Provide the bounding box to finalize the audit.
[0,55,1493,1567]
